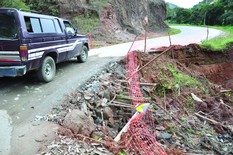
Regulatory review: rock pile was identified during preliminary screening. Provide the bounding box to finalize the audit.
[46,61,133,141]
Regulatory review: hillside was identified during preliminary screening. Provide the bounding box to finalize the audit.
[167,0,233,26]
[26,0,168,42]
[166,2,180,9]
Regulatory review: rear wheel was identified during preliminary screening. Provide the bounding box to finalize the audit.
[77,46,88,63]
[37,56,56,82]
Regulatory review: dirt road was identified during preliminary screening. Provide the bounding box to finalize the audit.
[0,26,223,155]
[0,57,118,155]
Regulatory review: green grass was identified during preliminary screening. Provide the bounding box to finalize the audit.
[168,27,181,35]
[168,23,233,51]
[168,23,193,26]
[71,15,100,34]
[156,64,209,97]
[201,26,233,51]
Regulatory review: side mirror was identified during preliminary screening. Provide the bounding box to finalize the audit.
[66,27,75,36]
[75,28,80,34]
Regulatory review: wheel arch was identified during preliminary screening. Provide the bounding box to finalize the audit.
[83,43,89,51]
[42,51,58,63]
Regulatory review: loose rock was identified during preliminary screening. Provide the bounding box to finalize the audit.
[63,110,96,137]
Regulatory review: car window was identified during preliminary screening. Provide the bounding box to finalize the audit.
[24,17,59,33]
[24,16,42,33]
[0,12,19,39]
[30,18,42,33]
[41,18,56,33]
[64,21,75,35]
[54,19,62,33]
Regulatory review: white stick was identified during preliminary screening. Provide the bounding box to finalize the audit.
[114,112,139,142]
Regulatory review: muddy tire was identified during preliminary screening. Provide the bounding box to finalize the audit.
[77,46,88,63]
[37,56,56,82]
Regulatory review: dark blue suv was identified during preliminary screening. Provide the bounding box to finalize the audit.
[0,8,89,82]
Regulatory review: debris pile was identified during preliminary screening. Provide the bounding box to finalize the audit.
[40,44,233,154]
[40,135,113,155]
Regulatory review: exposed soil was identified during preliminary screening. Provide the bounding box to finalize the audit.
[38,44,233,155]
[172,44,233,90]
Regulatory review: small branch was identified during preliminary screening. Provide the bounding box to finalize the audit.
[176,61,194,76]
[117,80,157,87]
[127,34,140,54]
[109,103,132,108]
[74,134,108,145]
[101,110,105,128]
[195,113,233,134]
[107,94,117,105]
[110,101,133,108]
[191,93,203,102]
[116,95,147,101]
[220,99,232,109]
[110,81,129,90]
[220,89,232,93]
[195,113,218,125]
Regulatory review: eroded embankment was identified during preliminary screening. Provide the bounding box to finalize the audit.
[39,44,233,155]
[172,44,233,90]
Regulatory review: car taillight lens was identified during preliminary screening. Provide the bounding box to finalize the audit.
[20,45,28,61]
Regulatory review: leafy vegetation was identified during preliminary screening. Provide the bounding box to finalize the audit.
[72,15,100,34]
[166,0,233,26]
[155,64,209,98]
[0,0,29,9]
[0,0,60,15]
[167,0,233,51]
[168,27,181,35]
[201,26,233,50]
[88,0,109,15]
[168,24,233,50]
[29,0,60,16]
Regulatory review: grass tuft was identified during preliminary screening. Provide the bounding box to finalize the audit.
[169,27,181,35]
[201,26,233,51]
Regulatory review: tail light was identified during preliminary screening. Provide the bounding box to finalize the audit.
[20,45,28,61]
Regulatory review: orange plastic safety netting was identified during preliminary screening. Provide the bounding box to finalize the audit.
[113,51,167,155]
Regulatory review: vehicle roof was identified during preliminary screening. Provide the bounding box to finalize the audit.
[0,8,64,20]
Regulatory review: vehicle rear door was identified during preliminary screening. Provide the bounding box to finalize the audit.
[0,9,22,66]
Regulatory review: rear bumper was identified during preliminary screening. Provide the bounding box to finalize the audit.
[0,65,27,77]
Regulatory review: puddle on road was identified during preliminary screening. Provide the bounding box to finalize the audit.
[0,110,12,155]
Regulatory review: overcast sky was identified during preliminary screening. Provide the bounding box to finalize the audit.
[165,0,204,8]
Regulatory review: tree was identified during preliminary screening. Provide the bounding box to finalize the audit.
[174,8,192,24]
[28,0,59,16]
[190,3,209,25]
[221,0,233,25]
[0,0,29,9]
